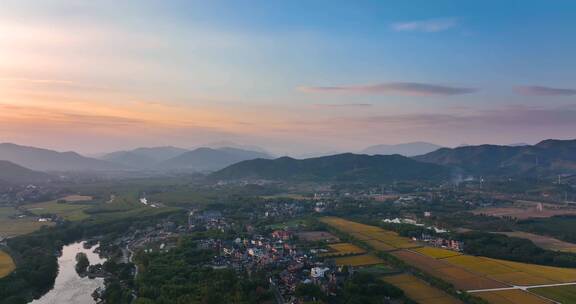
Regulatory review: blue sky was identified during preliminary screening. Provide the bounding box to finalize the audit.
[0,0,575,154]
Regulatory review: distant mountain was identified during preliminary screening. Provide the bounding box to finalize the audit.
[361,142,442,157]
[0,143,121,172]
[0,160,52,184]
[204,141,270,154]
[212,153,449,182]
[415,139,576,176]
[158,147,272,171]
[102,146,188,168]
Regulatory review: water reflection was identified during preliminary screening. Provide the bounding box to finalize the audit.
[30,242,106,304]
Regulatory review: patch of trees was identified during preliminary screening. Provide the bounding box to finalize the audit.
[75,252,89,275]
[459,231,576,268]
[517,215,576,244]
[134,238,273,304]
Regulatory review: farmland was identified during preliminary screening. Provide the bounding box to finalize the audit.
[320,216,419,250]
[321,243,365,257]
[472,201,576,220]
[530,285,576,303]
[494,231,576,253]
[24,199,94,221]
[475,290,552,304]
[295,231,340,242]
[414,247,462,259]
[382,274,462,304]
[333,254,384,267]
[0,206,53,238]
[0,250,15,278]
[321,216,576,304]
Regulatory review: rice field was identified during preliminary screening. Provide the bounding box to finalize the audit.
[0,250,16,278]
[530,285,576,303]
[382,274,462,304]
[392,250,507,290]
[414,247,462,259]
[320,217,419,250]
[321,216,576,303]
[444,255,576,286]
[475,290,553,304]
[333,254,384,266]
[322,243,365,257]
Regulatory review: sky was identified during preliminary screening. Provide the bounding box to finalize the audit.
[1,0,575,156]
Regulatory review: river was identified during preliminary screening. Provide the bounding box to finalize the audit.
[30,241,107,304]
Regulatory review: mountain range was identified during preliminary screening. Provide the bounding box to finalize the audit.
[159,147,272,171]
[0,143,120,172]
[0,160,52,184]
[212,153,449,183]
[101,146,189,168]
[415,139,576,176]
[361,142,442,156]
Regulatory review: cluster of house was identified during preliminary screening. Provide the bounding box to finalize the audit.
[188,210,231,232]
[419,234,464,252]
[262,201,307,219]
[204,229,344,303]
[0,184,60,205]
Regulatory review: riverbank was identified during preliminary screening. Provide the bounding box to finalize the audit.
[30,241,107,304]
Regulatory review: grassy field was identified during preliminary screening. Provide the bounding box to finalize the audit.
[530,285,576,303]
[321,243,365,257]
[24,199,94,221]
[333,254,384,266]
[475,290,553,304]
[0,206,54,237]
[0,250,16,278]
[382,274,462,304]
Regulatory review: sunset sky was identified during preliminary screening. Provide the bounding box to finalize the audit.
[1,0,575,155]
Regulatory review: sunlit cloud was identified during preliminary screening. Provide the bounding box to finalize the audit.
[391,18,458,32]
[514,85,576,96]
[299,82,477,96]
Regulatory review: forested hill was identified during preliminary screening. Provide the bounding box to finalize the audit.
[212,153,450,183]
[414,139,576,177]
[0,160,52,184]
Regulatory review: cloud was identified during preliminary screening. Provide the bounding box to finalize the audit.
[330,105,576,128]
[313,103,373,108]
[299,82,477,96]
[391,18,458,32]
[514,85,576,96]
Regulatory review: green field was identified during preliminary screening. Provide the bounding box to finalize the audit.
[530,285,576,303]
[0,207,53,237]
[24,200,94,221]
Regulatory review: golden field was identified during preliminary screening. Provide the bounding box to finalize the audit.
[320,217,419,250]
[382,274,462,304]
[333,254,384,266]
[475,290,552,304]
[320,216,576,302]
[0,250,16,278]
[444,255,576,286]
[321,243,366,257]
[414,247,462,259]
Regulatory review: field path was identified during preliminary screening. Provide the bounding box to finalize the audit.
[468,281,576,293]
